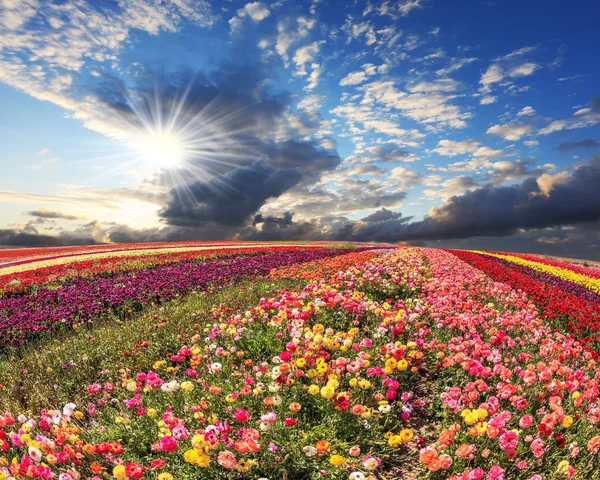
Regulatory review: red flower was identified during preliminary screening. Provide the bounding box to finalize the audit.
[125,462,144,479]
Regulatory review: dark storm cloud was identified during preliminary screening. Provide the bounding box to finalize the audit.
[343,154,600,242]
[0,229,98,247]
[253,212,294,227]
[555,139,599,151]
[360,208,403,223]
[26,209,82,220]
[159,160,303,227]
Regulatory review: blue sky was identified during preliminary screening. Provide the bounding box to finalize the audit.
[1,0,600,256]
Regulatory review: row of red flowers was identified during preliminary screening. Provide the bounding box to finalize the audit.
[448,250,600,346]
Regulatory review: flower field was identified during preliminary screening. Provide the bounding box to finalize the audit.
[3,243,600,479]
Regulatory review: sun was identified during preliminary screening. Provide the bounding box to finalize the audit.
[131,129,187,170]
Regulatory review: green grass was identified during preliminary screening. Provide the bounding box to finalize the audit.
[0,278,302,413]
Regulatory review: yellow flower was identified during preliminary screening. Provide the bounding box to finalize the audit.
[464,412,479,425]
[113,464,127,480]
[308,385,320,395]
[400,429,414,442]
[388,435,402,447]
[385,358,397,370]
[296,358,307,368]
[573,391,580,399]
[358,379,371,390]
[184,449,199,465]
[562,415,573,428]
[397,359,408,371]
[158,474,173,480]
[74,411,84,420]
[329,454,345,466]
[349,378,358,387]
[320,386,335,399]
[147,408,158,419]
[475,408,488,421]
[196,454,211,467]
[181,381,194,392]
[557,460,569,474]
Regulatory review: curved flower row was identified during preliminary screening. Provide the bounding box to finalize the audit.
[449,249,600,344]
[0,246,333,295]
[0,244,324,277]
[475,251,600,295]
[501,252,600,280]
[0,248,370,349]
[422,249,600,479]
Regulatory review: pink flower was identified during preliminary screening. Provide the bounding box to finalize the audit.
[519,415,533,429]
[217,450,237,469]
[469,468,485,480]
[159,436,178,453]
[498,431,518,452]
[486,465,504,480]
[531,438,545,459]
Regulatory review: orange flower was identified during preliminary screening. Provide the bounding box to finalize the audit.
[588,436,600,452]
[439,454,453,469]
[289,402,302,413]
[438,429,454,447]
[419,449,437,466]
[455,444,471,459]
[316,440,330,452]
[90,462,105,474]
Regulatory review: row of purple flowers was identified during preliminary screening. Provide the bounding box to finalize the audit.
[0,248,381,349]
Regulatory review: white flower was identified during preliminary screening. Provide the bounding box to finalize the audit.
[302,446,317,457]
[17,414,27,423]
[378,404,391,414]
[161,380,180,393]
[209,362,222,374]
[52,410,62,424]
[349,473,365,480]
[259,422,271,432]
[63,403,76,416]
[28,446,42,463]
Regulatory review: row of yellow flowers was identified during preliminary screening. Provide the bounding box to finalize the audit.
[471,250,600,294]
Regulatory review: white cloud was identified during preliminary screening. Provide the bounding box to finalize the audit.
[340,71,369,86]
[539,100,600,135]
[433,139,480,156]
[304,63,321,91]
[341,17,376,46]
[0,0,38,30]
[479,64,504,93]
[487,122,533,141]
[435,57,478,76]
[509,62,539,77]
[361,80,471,129]
[524,140,539,146]
[293,41,322,76]
[229,2,270,33]
[424,176,479,201]
[276,16,316,63]
[495,45,536,61]
[517,106,536,117]
[374,0,424,18]
[339,63,383,86]
[480,96,497,105]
